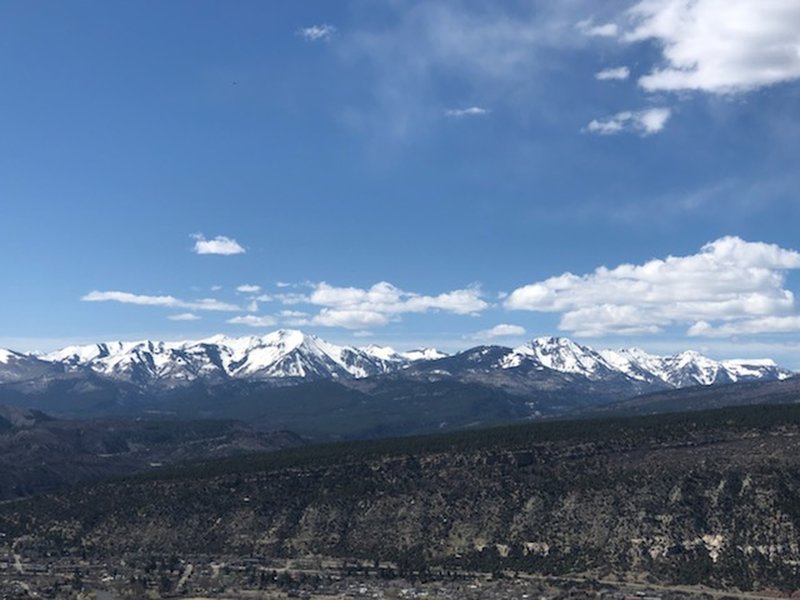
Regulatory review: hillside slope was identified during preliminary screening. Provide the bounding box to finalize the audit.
[4,404,800,592]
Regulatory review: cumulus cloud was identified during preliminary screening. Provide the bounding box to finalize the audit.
[303,281,488,329]
[82,290,240,312]
[595,66,630,81]
[168,313,201,321]
[586,107,671,135]
[474,324,527,339]
[623,0,800,93]
[445,106,489,118]
[688,316,800,338]
[312,308,389,329]
[298,24,336,42]
[504,237,800,337]
[227,315,278,328]
[236,284,261,293]
[191,234,245,255]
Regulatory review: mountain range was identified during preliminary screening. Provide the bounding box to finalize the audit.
[0,330,793,436]
[1,329,790,387]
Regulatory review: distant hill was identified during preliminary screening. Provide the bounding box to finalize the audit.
[0,406,304,500]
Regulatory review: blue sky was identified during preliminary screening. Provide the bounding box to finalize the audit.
[1,1,800,367]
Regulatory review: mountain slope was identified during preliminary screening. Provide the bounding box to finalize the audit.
[582,374,800,417]
[0,406,305,500]
[5,404,800,591]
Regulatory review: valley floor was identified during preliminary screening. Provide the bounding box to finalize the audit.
[0,554,792,600]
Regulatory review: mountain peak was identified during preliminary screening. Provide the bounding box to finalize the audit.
[0,331,791,391]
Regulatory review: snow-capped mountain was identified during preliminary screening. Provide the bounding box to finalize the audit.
[34,330,422,386]
[0,331,791,393]
[502,337,791,387]
[501,337,625,380]
[0,348,62,383]
[401,348,449,362]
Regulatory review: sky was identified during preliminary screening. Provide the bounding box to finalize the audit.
[1,0,800,367]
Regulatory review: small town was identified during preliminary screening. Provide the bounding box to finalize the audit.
[0,552,770,600]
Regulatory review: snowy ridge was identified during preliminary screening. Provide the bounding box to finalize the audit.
[401,348,449,362]
[501,338,792,388]
[0,349,19,364]
[1,332,792,389]
[504,337,619,380]
[32,330,431,386]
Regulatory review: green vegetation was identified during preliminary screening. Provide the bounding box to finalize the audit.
[140,402,800,482]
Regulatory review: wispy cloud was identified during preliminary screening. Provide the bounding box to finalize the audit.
[236,284,261,293]
[168,313,201,321]
[82,290,240,312]
[473,324,527,340]
[576,19,618,38]
[585,107,671,136]
[445,106,489,118]
[505,237,800,338]
[340,2,592,138]
[595,66,630,81]
[227,315,278,328]
[191,234,245,255]
[298,24,336,42]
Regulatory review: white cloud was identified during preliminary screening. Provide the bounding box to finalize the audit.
[623,0,800,93]
[211,285,223,291]
[255,294,273,302]
[505,236,800,337]
[275,292,311,305]
[577,19,619,37]
[689,316,800,338]
[310,281,486,314]
[595,66,630,81]
[353,330,374,338]
[475,324,527,339]
[237,284,261,293]
[168,313,201,321]
[82,290,240,312]
[312,309,390,329]
[586,107,671,135]
[82,291,178,307]
[302,281,488,329]
[190,298,242,311]
[191,234,245,255]
[246,300,259,313]
[276,281,292,288]
[227,315,278,328]
[298,24,336,42]
[445,106,489,118]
